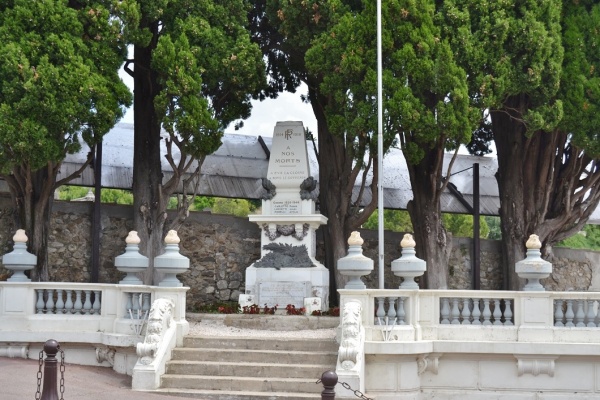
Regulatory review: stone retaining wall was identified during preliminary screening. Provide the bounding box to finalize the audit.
[0,197,599,310]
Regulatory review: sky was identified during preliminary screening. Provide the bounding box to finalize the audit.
[119,65,318,138]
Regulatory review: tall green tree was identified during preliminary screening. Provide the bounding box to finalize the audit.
[124,1,265,283]
[0,0,132,281]
[443,0,600,289]
[249,0,381,294]
[306,0,478,288]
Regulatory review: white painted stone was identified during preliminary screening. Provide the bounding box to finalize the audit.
[238,294,255,308]
[266,121,310,189]
[244,124,329,310]
[304,297,321,315]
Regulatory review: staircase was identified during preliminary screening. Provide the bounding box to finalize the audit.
[154,336,339,399]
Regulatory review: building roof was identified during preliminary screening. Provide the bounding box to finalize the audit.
[17,122,600,223]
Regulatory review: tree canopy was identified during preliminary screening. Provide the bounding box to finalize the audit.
[442,0,600,289]
[125,0,266,283]
[0,0,132,280]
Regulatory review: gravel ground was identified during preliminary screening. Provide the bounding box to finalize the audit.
[187,315,339,339]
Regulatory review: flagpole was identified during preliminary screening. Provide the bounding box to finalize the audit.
[377,0,384,289]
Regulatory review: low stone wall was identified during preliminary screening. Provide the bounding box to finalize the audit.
[1,197,599,309]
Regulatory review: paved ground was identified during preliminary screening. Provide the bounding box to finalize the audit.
[0,357,185,400]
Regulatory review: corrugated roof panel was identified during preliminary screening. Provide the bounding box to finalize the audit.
[3,122,599,223]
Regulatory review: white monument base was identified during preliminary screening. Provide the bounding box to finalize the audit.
[245,264,329,311]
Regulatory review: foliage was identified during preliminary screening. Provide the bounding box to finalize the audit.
[484,216,502,241]
[443,214,490,239]
[311,307,340,317]
[0,0,132,280]
[127,0,266,284]
[364,209,489,238]
[363,210,413,233]
[192,196,216,212]
[440,0,600,289]
[556,225,600,251]
[58,186,134,205]
[285,304,305,315]
[212,198,254,217]
[304,0,480,288]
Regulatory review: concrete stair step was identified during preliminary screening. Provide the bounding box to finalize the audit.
[183,336,339,352]
[166,360,330,379]
[171,348,337,365]
[153,388,322,400]
[161,375,322,393]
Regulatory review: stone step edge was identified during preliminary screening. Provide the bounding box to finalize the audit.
[174,348,338,355]
[185,335,337,341]
[168,360,334,368]
[163,375,320,384]
[154,388,322,399]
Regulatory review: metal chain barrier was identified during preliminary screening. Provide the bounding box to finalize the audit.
[35,350,43,400]
[59,348,65,400]
[316,377,374,400]
[339,381,373,400]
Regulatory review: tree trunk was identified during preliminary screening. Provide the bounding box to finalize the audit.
[492,96,531,290]
[492,95,600,290]
[132,23,168,285]
[314,100,352,302]
[7,166,55,281]
[404,147,450,289]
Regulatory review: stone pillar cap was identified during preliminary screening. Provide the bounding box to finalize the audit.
[165,230,181,244]
[526,234,542,250]
[348,231,363,246]
[401,233,416,248]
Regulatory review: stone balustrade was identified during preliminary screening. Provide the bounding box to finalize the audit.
[0,281,188,375]
[338,289,600,399]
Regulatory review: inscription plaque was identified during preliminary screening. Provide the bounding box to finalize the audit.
[272,200,301,215]
[258,281,311,308]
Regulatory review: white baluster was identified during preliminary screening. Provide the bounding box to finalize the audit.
[482,299,492,326]
[504,299,513,326]
[141,293,151,319]
[126,292,133,319]
[388,297,398,323]
[375,297,386,325]
[471,299,481,325]
[397,298,406,325]
[554,300,564,327]
[440,298,450,324]
[55,289,64,314]
[451,298,460,325]
[92,290,101,315]
[586,300,596,327]
[575,300,586,327]
[565,300,575,327]
[132,292,141,319]
[36,289,45,314]
[461,298,471,325]
[64,290,73,314]
[492,299,502,325]
[83,290,92,315]
[45,289,55,314]
[74,290,83,314]
[595,301,600,327]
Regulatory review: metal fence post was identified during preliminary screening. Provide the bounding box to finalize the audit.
[40,339,60,400]
[321,370,338,400]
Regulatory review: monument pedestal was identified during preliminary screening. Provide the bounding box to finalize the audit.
[245,264,329,310]
[242,121,329,312]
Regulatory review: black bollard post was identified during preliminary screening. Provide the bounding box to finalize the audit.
[321,370,338,400]
[40,339,60,400]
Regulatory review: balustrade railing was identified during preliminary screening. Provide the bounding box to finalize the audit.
[554,297,600,328]
[36,289,102,315]
[439,297,514,325]
[0,282,187,339]
[340,289,600,344]
[374,296,408,326]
